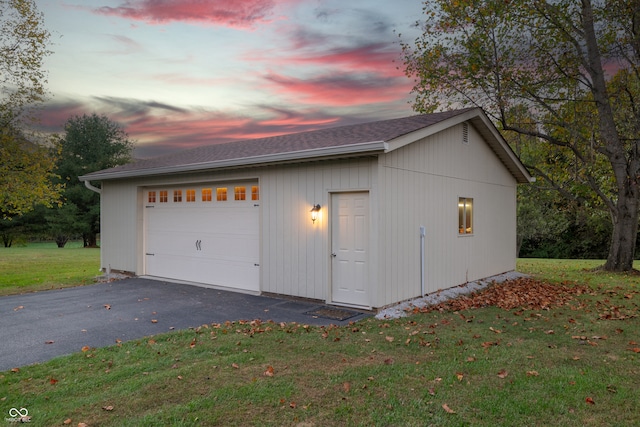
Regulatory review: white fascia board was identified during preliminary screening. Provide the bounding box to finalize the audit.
[79,140,388,182]
[385,108,483,152]
[469,113,534,184]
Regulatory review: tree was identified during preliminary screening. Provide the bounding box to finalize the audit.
[0,0,51,128]
[401,0,640,271]
[0,0,59,219]
[54,114,134,247]
[0,128,61,219]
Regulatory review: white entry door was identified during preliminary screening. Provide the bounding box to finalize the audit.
[331,192,370,307]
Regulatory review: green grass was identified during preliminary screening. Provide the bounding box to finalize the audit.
[0,241,100,295]
[1,258,639,426]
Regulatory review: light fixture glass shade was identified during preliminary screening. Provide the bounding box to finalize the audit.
[310,204,321,223]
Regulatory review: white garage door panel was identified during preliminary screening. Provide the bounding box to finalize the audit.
[144,184,260,292]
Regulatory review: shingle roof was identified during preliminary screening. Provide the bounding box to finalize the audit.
[80,108,531,183]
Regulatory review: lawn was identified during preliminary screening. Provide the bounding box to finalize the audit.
[0,241,100,295]
[1,257,639,426]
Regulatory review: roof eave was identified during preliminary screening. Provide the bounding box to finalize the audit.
[79,140,388,182]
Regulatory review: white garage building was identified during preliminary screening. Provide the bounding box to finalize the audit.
[80,108,532,310]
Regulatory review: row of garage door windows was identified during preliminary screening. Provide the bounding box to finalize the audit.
[148,186,260,204]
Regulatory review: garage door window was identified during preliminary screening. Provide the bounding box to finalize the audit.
[174,190,182,203]
[235,186,246,200]
[251,186,259,201]
[148,191,156,203]
[202,188,212,202]
[217,188,227,201]
[186,189,196,202]
[160,191,168,203]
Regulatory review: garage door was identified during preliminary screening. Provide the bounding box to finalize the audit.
[144,182,260,292]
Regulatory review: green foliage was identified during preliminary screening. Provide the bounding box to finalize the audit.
[53,113,134,246]
[0,0,60,219]
[402,0,640,270]
[0,129,62,219]
[0,0,51,127]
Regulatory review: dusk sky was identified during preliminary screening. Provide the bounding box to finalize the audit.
[36,0,425,158]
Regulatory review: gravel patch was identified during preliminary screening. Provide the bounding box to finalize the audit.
[376,271,528,320]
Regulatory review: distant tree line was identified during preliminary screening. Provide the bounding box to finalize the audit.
[1,113,134,247]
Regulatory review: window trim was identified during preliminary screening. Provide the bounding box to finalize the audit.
[458,197,473,235]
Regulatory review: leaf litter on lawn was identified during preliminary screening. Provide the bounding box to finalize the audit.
[412,277,593,313]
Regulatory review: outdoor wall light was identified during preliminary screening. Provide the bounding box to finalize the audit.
[310,204,321,223]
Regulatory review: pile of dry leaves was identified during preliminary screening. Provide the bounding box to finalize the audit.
[415,277,592,313]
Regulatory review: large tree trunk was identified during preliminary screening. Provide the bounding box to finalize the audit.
[604,189,639,271]
[581,0,640,271]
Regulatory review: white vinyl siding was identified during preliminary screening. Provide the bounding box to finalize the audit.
[260,158,375,302]
[376,123,517,306]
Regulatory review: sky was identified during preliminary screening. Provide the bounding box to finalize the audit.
[35,0,425,158]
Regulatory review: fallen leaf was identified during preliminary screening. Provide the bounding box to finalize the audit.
[232,363,239,369]
[343,382,351,393]
[63,419,72,425]
[151,319,158,323]
[148,339,156,345]
[384,358,394,365]
[50,378,58,385]
[81,346,90,352]
[289,402,297,409]
[45,340,55,344]
[189,339,197,348]
[466,357,476,362]
[629,347,640,353]
[428,387,436,396]
[442,403,456,414]
[489,327,502,334]
[102,405,114,411]
[264,366,275,377]
[104,304,111,310]
[456,372,464,381]
[78,423,89,427]
[385,336,395,342]
[497,369,508,379]
[177,375,183,380]
[13,306,24,311]
[10,368,19,373]
[585,397,595,405]
[526,370,539,376]
[115,339,122,344]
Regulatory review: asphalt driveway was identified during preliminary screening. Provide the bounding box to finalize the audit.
[0,278,369,371]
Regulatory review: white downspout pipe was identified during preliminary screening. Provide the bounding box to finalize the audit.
[420,226,426,296]
[83,180,101,194]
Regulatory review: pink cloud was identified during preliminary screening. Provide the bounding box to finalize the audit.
[263,72,412,106]
[259,43,405,79]
[93,0,286,28]
[36,97,379,158]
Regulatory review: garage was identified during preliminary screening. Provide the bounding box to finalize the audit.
[143,181,260,292]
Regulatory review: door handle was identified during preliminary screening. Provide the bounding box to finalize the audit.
[331,252,337,258]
